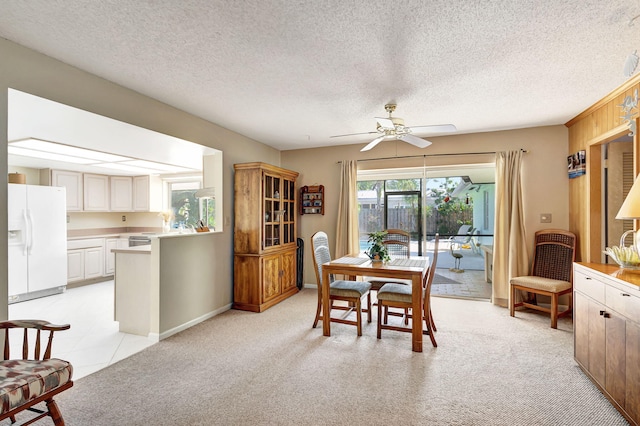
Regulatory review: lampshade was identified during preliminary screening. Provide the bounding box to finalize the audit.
[617,175,640,219]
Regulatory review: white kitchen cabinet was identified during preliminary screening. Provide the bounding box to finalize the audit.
[110,176,133,211]
[51,170,83,211]
[133,175,163,212]
[83,174,110,211]
[67,250,85,282]
[67,238,105,283]
[85,246,104,279]
[105,237,129,275]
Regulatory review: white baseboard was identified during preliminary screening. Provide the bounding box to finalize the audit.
[156,303,233,340]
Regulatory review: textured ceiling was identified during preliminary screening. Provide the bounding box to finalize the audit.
[0,1,637,151]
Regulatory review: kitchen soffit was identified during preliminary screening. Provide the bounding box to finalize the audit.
[9,138,199,175]
[7,89,220,176]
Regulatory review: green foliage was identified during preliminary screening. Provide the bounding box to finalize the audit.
[365,230,390,262]
[171,190,199,228]
[428,178,473,235]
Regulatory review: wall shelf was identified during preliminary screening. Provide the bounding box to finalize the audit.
[300,185,324,215]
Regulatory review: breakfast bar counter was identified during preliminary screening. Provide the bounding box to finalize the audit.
[112,231,222,340]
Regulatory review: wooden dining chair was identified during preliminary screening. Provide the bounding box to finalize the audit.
[510,229,576,328]
[362,229,412,323]
[376,234,440,347]
[365,229,412,291]
[311,231,372,336]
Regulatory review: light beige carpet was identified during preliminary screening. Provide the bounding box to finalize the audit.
[19,289,628,425]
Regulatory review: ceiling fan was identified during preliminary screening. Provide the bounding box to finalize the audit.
[331,104,457,152]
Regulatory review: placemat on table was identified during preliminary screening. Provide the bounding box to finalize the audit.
[389,258,427,267]
[331,257,369,265]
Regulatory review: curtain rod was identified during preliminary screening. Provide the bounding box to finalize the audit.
[336,149,528,164]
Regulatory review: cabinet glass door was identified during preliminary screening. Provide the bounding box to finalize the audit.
[264,174,281,248]
[263,173,295,249]
[282,178,296,245]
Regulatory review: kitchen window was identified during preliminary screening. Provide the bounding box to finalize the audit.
[169,180,216,230]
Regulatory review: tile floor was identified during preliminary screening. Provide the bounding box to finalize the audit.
[431,268,492,300]
[8,280,156,380]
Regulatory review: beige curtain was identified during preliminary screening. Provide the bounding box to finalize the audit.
[492,150,529,307]
[335,160,359,258]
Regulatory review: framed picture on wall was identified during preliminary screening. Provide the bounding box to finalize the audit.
[568,150,586,179]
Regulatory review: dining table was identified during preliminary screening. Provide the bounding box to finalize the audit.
[321,255,431,352]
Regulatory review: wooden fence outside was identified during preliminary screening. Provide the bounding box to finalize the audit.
[359,207,473,238]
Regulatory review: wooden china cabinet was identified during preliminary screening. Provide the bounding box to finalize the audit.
[233,162,299,312]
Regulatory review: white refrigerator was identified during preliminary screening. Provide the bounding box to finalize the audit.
[8,184,67,303]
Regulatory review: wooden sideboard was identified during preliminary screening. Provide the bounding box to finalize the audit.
[574,262,640,425]
[233,162,299,312]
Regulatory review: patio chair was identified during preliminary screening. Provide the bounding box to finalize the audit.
[448,225,476,250]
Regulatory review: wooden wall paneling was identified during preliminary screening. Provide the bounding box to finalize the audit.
[588,143,602,262]
[566,74,640,263]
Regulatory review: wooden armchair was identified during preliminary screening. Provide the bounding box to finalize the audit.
[0,320,74,425]
[510,229,577,328]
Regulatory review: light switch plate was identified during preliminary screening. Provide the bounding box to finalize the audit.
[540,213,552,223]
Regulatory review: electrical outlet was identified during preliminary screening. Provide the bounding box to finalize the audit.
[66,215,70,224]
[122,215,126,222]
[540,213,552,223]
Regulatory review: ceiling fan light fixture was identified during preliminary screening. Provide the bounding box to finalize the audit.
[344,103,456,151]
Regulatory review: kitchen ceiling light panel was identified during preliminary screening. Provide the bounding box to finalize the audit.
[92,162,163,174]
[10,139,130,162]
[123,159,198,173]
[7,146,97,164]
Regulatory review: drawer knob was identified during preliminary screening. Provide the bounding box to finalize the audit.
[585,277,592,280]
[621,293,631,297]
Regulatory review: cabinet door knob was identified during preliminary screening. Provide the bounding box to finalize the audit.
[604,312,611,318]
[600,310,605,316]
[585,277,592,280]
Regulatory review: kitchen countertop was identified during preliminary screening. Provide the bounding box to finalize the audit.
[112,245,151,254]
[67,228,216,240]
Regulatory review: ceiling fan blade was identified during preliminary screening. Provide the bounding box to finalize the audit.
[375,117,395,130]
[330,131,378,138]
[360,135,387,152]
[408,124,457,134]
[397,133,432,148]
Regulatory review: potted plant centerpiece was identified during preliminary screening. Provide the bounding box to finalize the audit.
[365,230,390,263]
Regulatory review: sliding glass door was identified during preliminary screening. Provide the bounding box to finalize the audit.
[384,191,421,255]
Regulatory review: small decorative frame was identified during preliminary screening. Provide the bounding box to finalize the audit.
[568,150,586,179]
[300,185,324,215]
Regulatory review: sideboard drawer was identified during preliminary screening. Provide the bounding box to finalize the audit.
[606,285,640,321]
[574,270,605,304]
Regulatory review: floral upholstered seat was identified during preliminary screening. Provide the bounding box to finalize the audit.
[0,359,72,414]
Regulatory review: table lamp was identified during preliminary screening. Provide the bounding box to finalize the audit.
[616,175,640,248]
